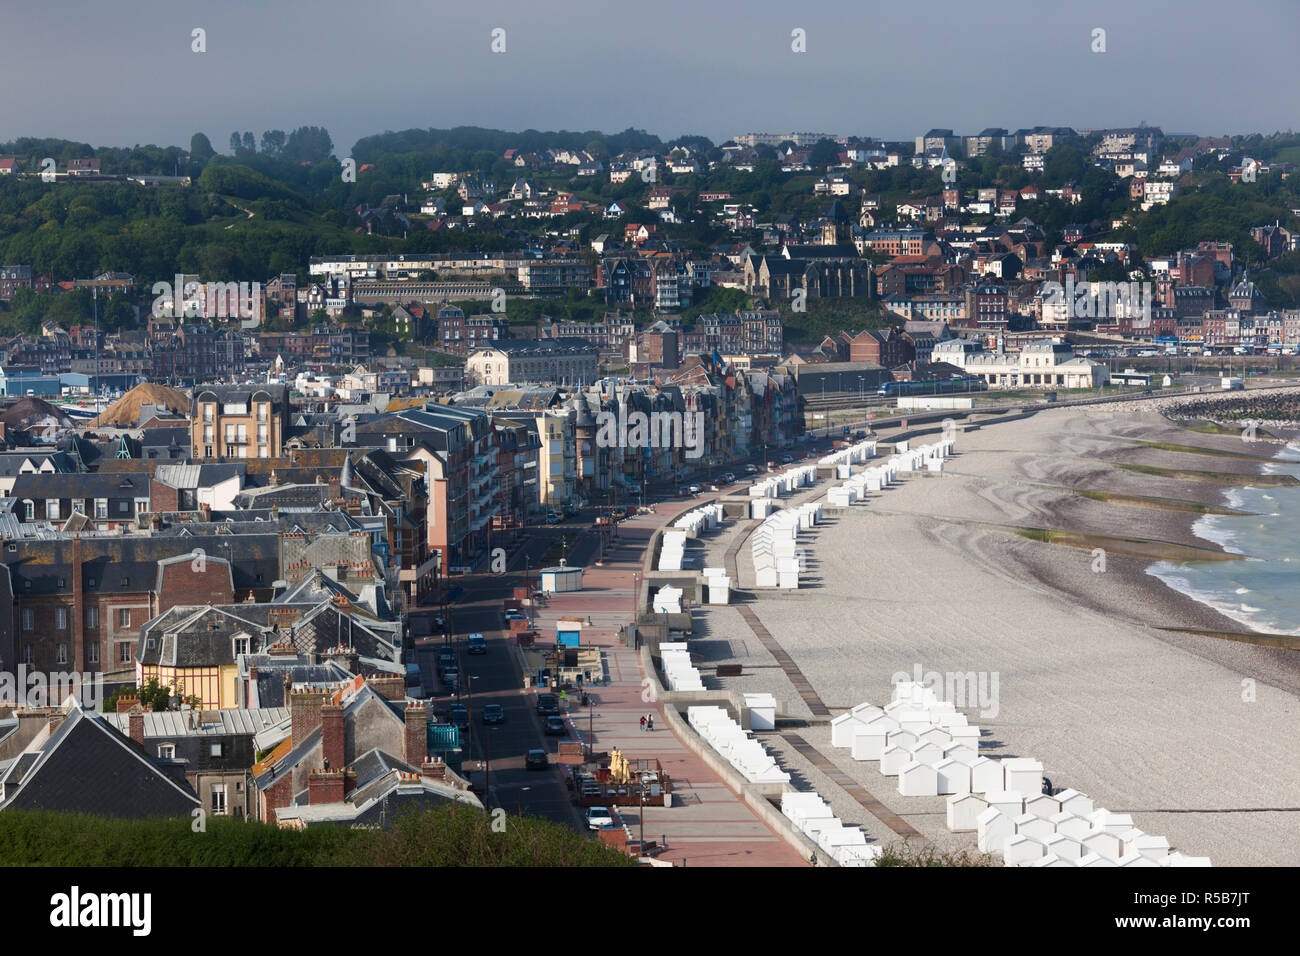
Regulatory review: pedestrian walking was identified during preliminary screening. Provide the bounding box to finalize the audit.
[647,713,654,732]
[639,715,646,733]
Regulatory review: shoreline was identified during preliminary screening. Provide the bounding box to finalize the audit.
[693,399,1300,865]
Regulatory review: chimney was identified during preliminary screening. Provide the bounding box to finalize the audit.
[127,704,144,748]
[72,535,85,674]
[421,757,446,781]
[289,689,325,747]
[404,701,427,766]
[307,768,345,805]
[115,693,139,714]
[365,675,405,701]
[321,702,344,772]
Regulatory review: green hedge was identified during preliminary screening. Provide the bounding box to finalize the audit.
[0,807,634,867]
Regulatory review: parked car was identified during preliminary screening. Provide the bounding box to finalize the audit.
[745,463,759,474]
[467,633,486,654]
[525,749,549,770]
[544,716,567,735]
[536,693,560,715]
[610,507,628,521]
[544,511,561,524]
[503,609,526,622]
[586,806,615,830]
[781,454,793,464]
[688,483,702,494]
[482,703,505,724]
[450,705,469,729]
[720,472,735,484]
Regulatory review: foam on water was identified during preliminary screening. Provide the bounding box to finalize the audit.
[1147,446,1300,635]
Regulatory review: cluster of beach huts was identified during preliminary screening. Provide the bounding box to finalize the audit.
[829,681,1211,867]
[688,704,791,787]
[750,501,824,589]
[747,464,820,514]
[825,438,955,507]
[780,791,882,866]
[657,503,726,572]
[660,641,705,692]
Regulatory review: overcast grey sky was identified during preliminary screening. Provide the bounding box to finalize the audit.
[2,0,1298,155]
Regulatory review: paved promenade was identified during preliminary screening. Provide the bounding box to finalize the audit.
[529,512,805,867]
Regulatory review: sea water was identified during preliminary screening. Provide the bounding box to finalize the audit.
[1147,442,1300,635]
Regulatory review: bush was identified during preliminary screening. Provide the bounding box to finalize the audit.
[0,807,635,867]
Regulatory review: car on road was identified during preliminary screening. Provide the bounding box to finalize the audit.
[586,806,615,830]
[781,454,794,464]
[536,693,560,715]
[687,483,702,494]
[544,511,561,524]
[525,749,549,770]
[482,703,505,724]
[744,463,759,474]
[503,609,526,622]
[610,507,628,521]
[720,472,735,484]
[467,633,486,654]
[450,705,469,729]
[544,715,567,735]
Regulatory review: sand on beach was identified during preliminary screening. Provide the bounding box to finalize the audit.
[693,403,1300,866]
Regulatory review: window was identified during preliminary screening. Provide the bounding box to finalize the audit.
[87,607,99,628]
[158,744,175,759]
[257,403,268,423]
[88,644,99,665]
[203,425,213,444]
[23,500,33,520]
[118,643,132,663]
[22,609,33,631]
[210,784,227,815]
[119,501,129,514]
[210,742,223,758]
[118,608,131,628]
[203,403,214,422]
[87,577,96,588]
[24,646,34,666]
[232,636,249,657]
[56,644,67,664]
[94,499,108,518]
[56,607,67,629]
[46,499,60,520]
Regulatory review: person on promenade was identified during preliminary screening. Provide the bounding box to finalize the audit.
[647,713,654,732]
[639,715,647,732]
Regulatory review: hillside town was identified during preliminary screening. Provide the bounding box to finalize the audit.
[2,119,1299,866]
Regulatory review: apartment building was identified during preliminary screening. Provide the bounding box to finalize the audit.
[191,384,290,460]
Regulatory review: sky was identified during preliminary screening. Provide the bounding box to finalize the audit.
[2,0,1298,156]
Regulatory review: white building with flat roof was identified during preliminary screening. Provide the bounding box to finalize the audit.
[932,338,1109,389]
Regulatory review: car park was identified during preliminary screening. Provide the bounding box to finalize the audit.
[586,806,614,829]
[525,749,549,770]
[544,715,567,735]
